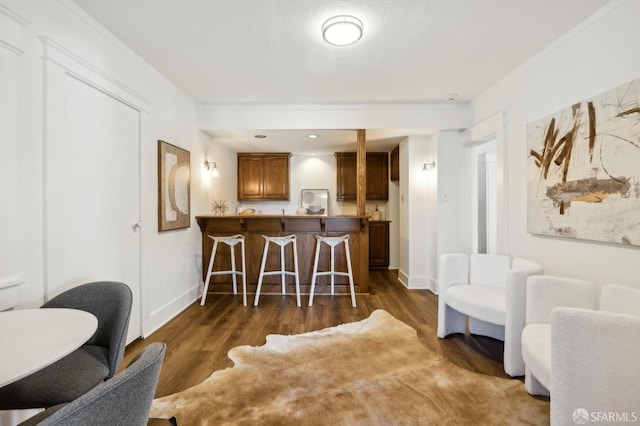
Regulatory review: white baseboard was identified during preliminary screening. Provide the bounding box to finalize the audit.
[142,284,199,338]
[397,270,437,293]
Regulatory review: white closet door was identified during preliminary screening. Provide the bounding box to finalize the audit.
[46,70,141,343]
[0,49,19,282]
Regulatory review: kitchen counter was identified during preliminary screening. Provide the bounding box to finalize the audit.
[195,215,369,298]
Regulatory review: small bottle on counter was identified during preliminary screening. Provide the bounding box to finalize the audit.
[372,205,381,221]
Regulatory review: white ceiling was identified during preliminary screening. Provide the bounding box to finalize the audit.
[73,0,610,153]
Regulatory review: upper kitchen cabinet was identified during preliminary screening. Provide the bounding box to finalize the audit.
[390,145,399,182]
[237,153,291,201]
[335,152,389,201]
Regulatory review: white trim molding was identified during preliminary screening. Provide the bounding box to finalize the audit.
[0,4,29,55]
[56,0,143,60]
[0,3,30,26]
[197,102,471,131]
[397,270,436,293]
[39,36,151,110]
[143,284,200,338]
[0,277,24,310]
[464,112,508,255]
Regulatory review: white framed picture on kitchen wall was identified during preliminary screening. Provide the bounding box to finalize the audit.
[301,189,328,216]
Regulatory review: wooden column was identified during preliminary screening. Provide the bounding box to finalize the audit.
[356,129,366,216]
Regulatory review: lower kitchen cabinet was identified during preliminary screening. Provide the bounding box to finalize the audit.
[369,220,390,269]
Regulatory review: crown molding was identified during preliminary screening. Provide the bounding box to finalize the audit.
[40,36,151,110]
[56,0,140,60]
[197,102,468,112]
[0,39,22,55]
[0,3,29,55]
[0,3,30,26]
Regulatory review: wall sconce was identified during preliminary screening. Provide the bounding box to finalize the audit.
[204,159,220,178]
[422,161,436,171]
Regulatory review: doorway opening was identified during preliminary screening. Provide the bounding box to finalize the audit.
[472,140,497,254]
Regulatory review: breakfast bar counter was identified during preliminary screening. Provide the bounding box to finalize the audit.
[196,215,369,297]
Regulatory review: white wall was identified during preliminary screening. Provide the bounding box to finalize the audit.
[0,1,219,338]
[201,141,238,215]
[0,7,33,309]
[435,130,470,289]
[470,0,640,290]
[398,135,438,290]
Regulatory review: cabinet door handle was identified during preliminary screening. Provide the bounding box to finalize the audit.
[132,222,142,231]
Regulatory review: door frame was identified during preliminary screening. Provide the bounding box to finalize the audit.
[465,113,507,255]
[471,141,497,254]
[41,38,150,341]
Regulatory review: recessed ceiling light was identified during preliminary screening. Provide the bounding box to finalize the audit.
[307,134,319,139]
[254,134,267,139]
[322,15,363,46]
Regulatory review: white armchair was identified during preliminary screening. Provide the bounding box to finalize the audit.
[520,275,596,396]
[522,281,640,425]
[437,253,543,377]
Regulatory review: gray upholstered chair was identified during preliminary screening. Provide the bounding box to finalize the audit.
[19,342,166,426]
[0,281,132,409]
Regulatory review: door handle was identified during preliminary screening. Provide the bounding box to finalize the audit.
[132,222,142,231]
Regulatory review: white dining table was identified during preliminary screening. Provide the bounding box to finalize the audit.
[0,308,98,387]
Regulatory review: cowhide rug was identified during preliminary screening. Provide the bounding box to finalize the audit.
[150,309,548,425]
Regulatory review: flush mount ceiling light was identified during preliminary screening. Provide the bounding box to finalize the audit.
[322,15,363,46]
[307,134,319,139]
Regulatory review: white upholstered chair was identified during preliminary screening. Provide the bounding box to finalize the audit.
[522,280,640,425]
[437,253,543,377]
[520,275,596,396]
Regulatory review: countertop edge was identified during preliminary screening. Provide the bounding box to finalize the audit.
[195,215,371,219]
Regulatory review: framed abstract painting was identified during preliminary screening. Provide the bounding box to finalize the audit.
[158,140,190,231]
[527,77,640,246]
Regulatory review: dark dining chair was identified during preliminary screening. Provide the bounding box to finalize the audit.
[0,281,132,409]
[18,342,166,426]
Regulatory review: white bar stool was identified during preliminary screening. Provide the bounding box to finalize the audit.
[254,235,301,307]
[200,234,247,306]
[308,235,356,308]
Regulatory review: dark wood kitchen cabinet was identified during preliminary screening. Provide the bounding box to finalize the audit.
[237,153,290,201]
[335,152,389,201]
[390,145,399,182]
[369,220,390,269]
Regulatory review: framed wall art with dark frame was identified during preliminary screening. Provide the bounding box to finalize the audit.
[158,140,191,231]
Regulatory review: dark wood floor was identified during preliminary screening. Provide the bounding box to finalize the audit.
[123,270,546,424]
